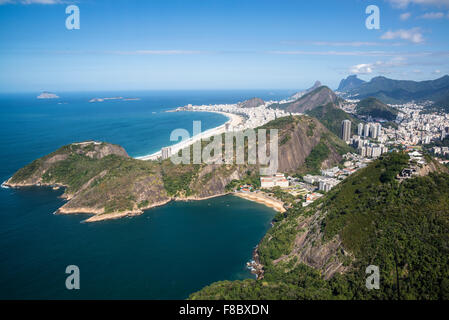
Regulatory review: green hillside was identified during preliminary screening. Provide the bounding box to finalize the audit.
[306,103,360,137]
[190,152,449,300]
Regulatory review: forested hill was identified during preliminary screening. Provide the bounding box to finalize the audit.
[306,102,360,137]
[190,152,449,300]
[356,97,398,121]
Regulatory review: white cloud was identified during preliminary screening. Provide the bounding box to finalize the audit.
[114,50,203,55]
[420,11,445,18]
[0,0,63,4]
[381,28,424,43]
[350,64,374,74]
[309,41,381,47]
[281,40,405,47]
[387,0,449,8]
[400,12,412,20]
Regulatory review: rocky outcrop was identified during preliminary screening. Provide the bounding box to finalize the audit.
[337,75,365,92]
[284,86,342,113]
[272,208,350,279]
[277,116,345,173]
[190,164,245,198]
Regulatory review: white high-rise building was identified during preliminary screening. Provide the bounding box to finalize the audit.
[357,123,364,136]
[341,120,351,142]
[370,124,378,139]
[364,123,370,138]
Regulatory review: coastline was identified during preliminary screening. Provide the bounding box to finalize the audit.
[52,193,234,223]
[136,110,244,161]
[4,178,285,222]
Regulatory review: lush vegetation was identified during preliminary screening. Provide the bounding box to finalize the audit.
[225,170,261,191]
[306,103,360,137]
[304,142,330,174]
[190,153,449,300]
[356,97,398,121]
[161,161,199,196]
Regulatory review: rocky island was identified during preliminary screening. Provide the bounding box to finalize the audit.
[37,91,59,99]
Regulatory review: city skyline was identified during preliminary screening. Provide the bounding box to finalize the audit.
[1,0,449,92]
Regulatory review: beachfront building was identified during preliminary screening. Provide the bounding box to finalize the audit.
[260,173,289,188]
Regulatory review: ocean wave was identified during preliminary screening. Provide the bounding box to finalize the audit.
[1,181,10,189]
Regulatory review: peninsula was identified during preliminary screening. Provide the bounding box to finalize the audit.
[4,115,350,222]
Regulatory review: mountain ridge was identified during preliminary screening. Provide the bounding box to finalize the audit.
[271,86,343,113]
[337,75,366,92]
[340,75,449,104]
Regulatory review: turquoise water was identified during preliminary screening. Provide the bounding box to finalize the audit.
[0,90,287,299]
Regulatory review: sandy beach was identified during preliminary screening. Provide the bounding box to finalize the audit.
[233,191,286,213]
[136,110,244,161]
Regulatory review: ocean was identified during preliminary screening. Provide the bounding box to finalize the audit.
[0,90,290,299]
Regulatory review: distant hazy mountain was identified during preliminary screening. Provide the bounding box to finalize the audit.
[238,97,264,108]
[356,97,398,121]
[271,86,342,114]
[337,75,366,92]
[290,81,322,100]
[344,75,449,104]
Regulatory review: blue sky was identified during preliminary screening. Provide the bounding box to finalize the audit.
[0,0,449,92]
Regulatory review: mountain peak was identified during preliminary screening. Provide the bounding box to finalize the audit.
[283,86,341,113]
[290,80,323,100]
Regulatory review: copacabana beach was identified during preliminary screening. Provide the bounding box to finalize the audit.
[136,110,244,161]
